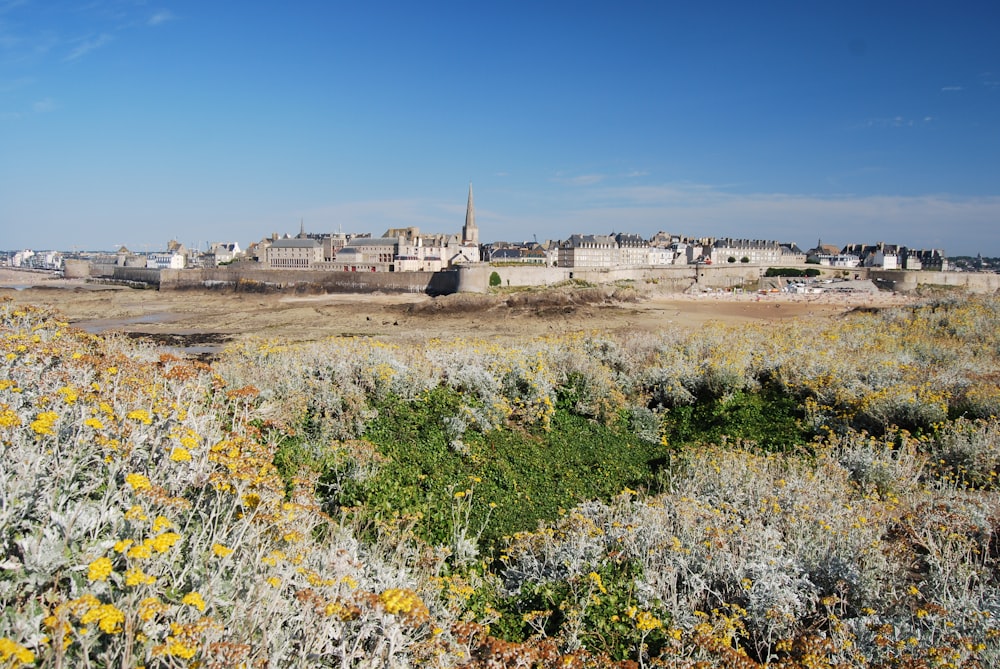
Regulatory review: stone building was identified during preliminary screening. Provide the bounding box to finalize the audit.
[558,234,618,268]
[265,238,323,269]
[709,238,783,265]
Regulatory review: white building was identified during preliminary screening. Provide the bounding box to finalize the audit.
[209,242,242,264]
[146,251,186,269]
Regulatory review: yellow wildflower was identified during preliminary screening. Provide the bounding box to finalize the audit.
[211,543,233,558]
[127,409,152,424]
[125,568,156,587]
[151,516,174,533]
[125,473,151,491]
[588,571,608,594]
[261,550,285,566]
[0,407,21,429]
[148,532,181,553]
[84,417,104,430]
[87,556,113,582]
[169,447,191,462]
[182,591,206,612]
[30,411,58,435]
[80,603,125,634]
[379,588,425,616]
[163,638,196,659]
[635,610,662,632]
[127,543,153,560]
[0,637,35,665]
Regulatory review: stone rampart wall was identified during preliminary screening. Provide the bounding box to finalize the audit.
[468,263,800,292]
[158,267,458,295]
[870,269,1000,294]
[113,267,161,285]
[89,261,1000,296]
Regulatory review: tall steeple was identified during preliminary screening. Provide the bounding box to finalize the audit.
[462,182,479,245]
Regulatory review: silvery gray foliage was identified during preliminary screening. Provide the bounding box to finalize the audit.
[498,436,1000,656]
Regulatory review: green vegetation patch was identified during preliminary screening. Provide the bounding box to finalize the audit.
[663,388,810,452]
[325,384,811,556]
[331,386,662,553]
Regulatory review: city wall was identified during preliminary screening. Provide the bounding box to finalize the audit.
[870,269,1000,294]
[113,267,162,285]
[459,264,782,293]
[158,267,458,295]
[77,261,1000,296]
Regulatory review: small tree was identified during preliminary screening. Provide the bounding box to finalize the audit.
[489,271,501,287]
[727,256,737,264]
[740,256,750,263]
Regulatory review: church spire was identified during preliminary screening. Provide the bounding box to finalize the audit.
[463,182,479,245]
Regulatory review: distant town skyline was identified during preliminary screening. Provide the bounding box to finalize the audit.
[1,2,998,255]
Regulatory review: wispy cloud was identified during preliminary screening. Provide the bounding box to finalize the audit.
[32,97,54,112]
[0,0,29,15]
[148,10,174,27]
[0,76,33,92]
[979,72,1000,89]
[552,173,606,186]
[860,115,933,129]
[64,32,112,61]
[0,24,59,64]
[941,85,963,92]
[552,170,649,185]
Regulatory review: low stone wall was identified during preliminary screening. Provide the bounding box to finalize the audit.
[870,270,1000,294]
[461,264,701,292]
[464,264,805,293]
[112,267,161,285]
[159,267,458,295]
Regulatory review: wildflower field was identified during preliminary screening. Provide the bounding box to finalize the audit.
[2,294,999,668]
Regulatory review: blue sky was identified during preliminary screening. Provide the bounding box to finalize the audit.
[1,1,998,255]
